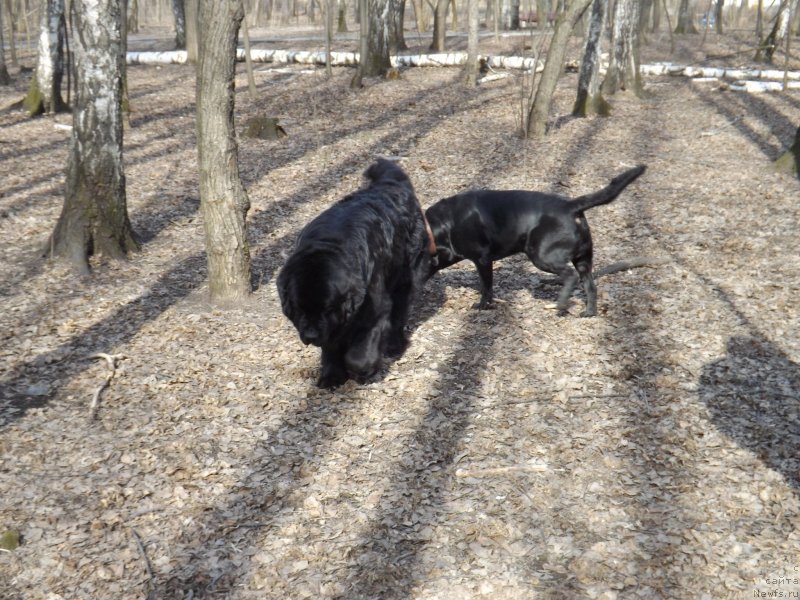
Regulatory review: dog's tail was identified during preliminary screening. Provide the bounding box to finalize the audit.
[569,165,646,214]
[364,158,411,186]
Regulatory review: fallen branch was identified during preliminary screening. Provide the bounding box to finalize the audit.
[88,353,124,421]
[594,256,672,279]
[132,528,156,598]
[456,461,550,477]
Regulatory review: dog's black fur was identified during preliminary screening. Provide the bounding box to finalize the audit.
[277,159,431,388]
[425,165,646,316]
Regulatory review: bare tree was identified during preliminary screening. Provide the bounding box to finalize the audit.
[573,0,610,116]
[674,0,698,32]
[23,0,67,115]
[338,0,348,30]
[602,0,643,96]
[527,0,593,137]
[464,0,480,85]
[172,0,186,48]
[353,0,392,83]
[431,0,448,50]
[50,0,138,274]
[756,0,793,62]
[714,0,724,34]
[0,1,10,85]
[389,0,408,51]
[196,0,252,303]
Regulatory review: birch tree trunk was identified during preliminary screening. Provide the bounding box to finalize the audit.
[50,0,138,274]
[464,0,479,84]
[674,0,697,32]
[23,0,67,115]
[196,0,252,303]
[527,0,592,137]
[355,0,392,79]
[0,2,10,85]
[573,0,610,116]
[755,0,791,62]
[172,0,186,48]
[602,0,643,96]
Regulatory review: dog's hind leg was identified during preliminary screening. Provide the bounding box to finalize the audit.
[472,255,495,309]
[556,268,580,315]
[575,260,597,317]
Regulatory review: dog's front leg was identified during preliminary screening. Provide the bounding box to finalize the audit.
[473,257,495,309]
[318,344,349,389]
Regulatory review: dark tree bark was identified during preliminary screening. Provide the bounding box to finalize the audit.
[0,2,10,85]
[674,0,698,32]
[338,0,348,31]
[23,0,67,115]
[50,0,138,274]
[602,0,643,96]
[431,0,448,50]
[389,0,408,51]
[510,0,521,28]
[714,0,724,34]
[573,0,610,116]
[640,0,653,33]
[774,125,800,177]
[172,0,187,49]
[527,0,592,137]
[196,0,252,303]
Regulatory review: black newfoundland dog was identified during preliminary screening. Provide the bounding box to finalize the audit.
[277,159,433,388]
[425,165,646,316]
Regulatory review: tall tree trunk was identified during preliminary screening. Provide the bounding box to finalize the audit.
[714,0,723,33]
[573,0,610,116]
[640,0,652,33]
[128,0,139,32]
[756,0,791,62]
[431,0,448,50]
[172,0,186,48]
[196,0,252,303]
[510,0,520,27]
[602,0,642,96]
[465,0,479,84]
[0,2,10,84]
[338,0,348,30]
[674,0,697,32]
[50,0,138,275]
[651,0,661,31]
[23,0,67,115]
[185,0,199,62]
[537,0,548,28]
[355,0,392,79]
[390,0,408,51]
[527,0,592,137]
[4,0,17,68]
[755,0,763,40]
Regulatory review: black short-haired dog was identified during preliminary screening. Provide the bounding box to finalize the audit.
[425,165,646,316]
[277,159,433,388]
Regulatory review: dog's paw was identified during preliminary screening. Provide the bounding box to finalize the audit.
[385,336,409,359]
[473,300,495,310]
[317,368,349,389]
[579,309,597,318]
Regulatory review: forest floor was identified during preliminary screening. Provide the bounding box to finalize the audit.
[1,24,799,600]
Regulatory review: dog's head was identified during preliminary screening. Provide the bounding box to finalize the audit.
[364,159,413,192]
[277,250,362,347]
[424,205,461,277]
